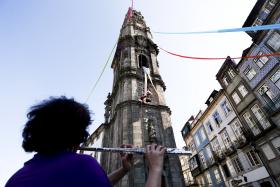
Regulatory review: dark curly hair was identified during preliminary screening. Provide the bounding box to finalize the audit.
[22,96,91,154]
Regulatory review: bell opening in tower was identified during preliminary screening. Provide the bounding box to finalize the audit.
[138,54,149,68]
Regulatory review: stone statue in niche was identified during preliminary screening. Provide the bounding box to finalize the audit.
[104,93,112,124]
[147,119,157,143]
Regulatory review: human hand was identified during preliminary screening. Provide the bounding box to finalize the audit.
[145,144,166,173]
[120,144,133,172]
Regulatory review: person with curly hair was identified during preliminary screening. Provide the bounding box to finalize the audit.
[5,96,165,187]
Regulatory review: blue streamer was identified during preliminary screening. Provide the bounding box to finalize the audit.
[154,24,280,35]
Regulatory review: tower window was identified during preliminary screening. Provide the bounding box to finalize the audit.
[138,54,149,68]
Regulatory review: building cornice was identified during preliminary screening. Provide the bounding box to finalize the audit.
[111,69,166,99]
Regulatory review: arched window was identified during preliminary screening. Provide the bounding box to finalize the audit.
[138,54,149,68]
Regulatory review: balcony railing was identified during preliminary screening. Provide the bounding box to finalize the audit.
[233,137,247,149]
[262,94,280,115]
[224,145,235,156]
[213,150,226,162]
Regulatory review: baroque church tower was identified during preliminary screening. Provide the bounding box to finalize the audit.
[100,9,184,187]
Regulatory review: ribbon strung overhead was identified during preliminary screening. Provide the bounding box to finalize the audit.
[154,23,280,35]
[159,47,280,60]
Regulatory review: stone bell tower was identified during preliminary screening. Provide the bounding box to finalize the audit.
[100,8,184,187]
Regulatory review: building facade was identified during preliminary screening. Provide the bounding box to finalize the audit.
[240,0,280,184]
[216,58,277,187]
[182,88,277,187]
[181,1,280,186]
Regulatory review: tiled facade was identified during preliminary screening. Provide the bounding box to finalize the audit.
[182,89,276,187]
[181,1,280,186]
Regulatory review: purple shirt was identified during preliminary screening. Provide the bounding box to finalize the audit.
[5,151,112,187]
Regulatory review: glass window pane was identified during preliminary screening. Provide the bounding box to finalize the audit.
[232,92,241,104]
[271,70,280,89]
[221,101,231,115]
[238,85,248,97]
[267,32,280,51]
[228,69,236,79]
[195,135,201,146]
[200,129,206,141]
[251,104,271,129]
[271,137,280,153]
[259,84,275,100]
[254,51,269,68]
[244,66,257,80]
[243,112,261,135]
[214,168,221,182]
[246,150,260,167]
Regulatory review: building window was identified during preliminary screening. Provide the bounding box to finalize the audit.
[231,120,244,138]
[253,51,269,68]
[205,145,213,161]
[221,100,231,115]
[221,130,231,148]
[243,112,261,136]
[259,84,275,102]
[253,18,263,26]
[211,138,221,153]
[246,150,260,167]
[189,140,196,153]
[232,157,244,173]
[227,160,236,176]
[271,137,280,153]
[270,70,280,89]
[214,168,222,183]
[267,32,280,51]
[222,164,231,178]
[182,127,188,137]
[199,151,206,167]
[197,175,205,186]
[213,111,222,127]
[232,92,241,104]
[251,104,271,129]
[265,0,276,11]
[200,129,206,141]
[205,172,212,186]
[223,76,230,87]
[244,66,257,80]
[261,144,276,160]
[194,134,201,146]
[228,69,236,79]
[206,121,214,133]
[238,85,248,97]
[189,157,198,170]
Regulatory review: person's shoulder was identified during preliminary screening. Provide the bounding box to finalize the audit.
[66,152,101,170]
[71,152,98,164]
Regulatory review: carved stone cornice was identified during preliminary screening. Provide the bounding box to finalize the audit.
[111,69,166,98]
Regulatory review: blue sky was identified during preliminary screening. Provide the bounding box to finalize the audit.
[0,0,256,185]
